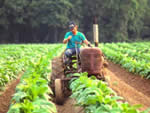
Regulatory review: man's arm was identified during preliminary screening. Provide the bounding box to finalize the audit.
[63,36,72,44]
[83,39,89,45]
[80,33,92,47]
[83,39,92,47]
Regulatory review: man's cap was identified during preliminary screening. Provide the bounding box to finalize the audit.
[68,21,76,30]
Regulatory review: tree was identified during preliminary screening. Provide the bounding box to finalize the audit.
[81,0,149,42]
[0,0,149,43]
[42,0,72,42]
[0,0,72,43]
[127,0,148,40]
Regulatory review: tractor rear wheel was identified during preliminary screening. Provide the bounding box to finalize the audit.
[50,57,65,104]
[51,57,64,80]
[55,79,64,105]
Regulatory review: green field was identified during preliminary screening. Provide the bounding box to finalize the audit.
[0,43,150,113]
[100,42,150,79]
[1,44,64,113]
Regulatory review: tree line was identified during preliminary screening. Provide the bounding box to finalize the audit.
[0,0,150,43]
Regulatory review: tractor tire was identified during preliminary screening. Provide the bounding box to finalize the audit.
[50,57,65,104]
[55,79,64,105]
[51,57,64,80]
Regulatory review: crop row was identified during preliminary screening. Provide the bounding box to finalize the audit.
[7,44,65,113]
[103,43,150,61]
[0,44,64,88]
[70,72,149,113]
[100,42,150,79]
[116,42,150,53]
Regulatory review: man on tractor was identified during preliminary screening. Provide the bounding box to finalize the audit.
[63,21,92,64]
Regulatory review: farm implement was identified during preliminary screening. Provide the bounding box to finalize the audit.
[50,45,108,105]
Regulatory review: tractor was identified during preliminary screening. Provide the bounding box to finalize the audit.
[50,22,107,105]
[50,44,108,105]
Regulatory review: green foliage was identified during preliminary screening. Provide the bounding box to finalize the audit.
[127,0,148,39]
[70,72,149,113]
[3,0,72,27]
[7,44,65,113]
[81,0,149,42]
[0,0,150,43]
[100,42,150,79]
[0,44,63,87]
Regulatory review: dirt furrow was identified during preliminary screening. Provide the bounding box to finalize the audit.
[106,61,150,111]
[0,78,21,113]
[56,98,84,113]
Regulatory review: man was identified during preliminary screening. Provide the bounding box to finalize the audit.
[63,21,91,64]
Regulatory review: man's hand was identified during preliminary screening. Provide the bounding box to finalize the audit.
[88,43,92,47]
[63,36,72,44]
[68,36,72,40]
[83,40,92,47]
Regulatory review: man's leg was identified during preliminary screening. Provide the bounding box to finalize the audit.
[65,49,73,58]
[64,48,80,64]
[64,48,74,64]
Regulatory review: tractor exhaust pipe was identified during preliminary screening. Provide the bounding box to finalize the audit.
[93,16,99,47]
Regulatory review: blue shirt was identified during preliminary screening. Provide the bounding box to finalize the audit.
[64,31,86,49]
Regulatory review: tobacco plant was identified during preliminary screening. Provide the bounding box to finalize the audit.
[70,72,150,113]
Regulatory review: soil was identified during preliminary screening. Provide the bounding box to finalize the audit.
[1,61,150,113]
[105,61,150,111]
[0,77,21,113]
[56,98,84,113]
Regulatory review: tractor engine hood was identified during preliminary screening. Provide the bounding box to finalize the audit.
[80,47,103,75]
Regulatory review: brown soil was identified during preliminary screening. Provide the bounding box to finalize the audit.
[0,77,21,113]
[56,98,84,113]
[106,61,150,111]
